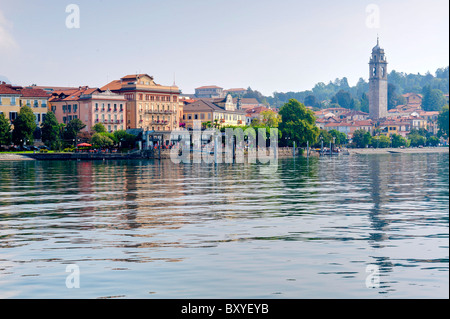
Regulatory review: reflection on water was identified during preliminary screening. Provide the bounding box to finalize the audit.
[0,153,448,298]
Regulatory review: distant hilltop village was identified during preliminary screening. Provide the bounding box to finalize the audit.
[0,39,448,145]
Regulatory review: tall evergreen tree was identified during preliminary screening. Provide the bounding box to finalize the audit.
[41,111,61,150]
[0,113,12,146]
[12,106,37,146]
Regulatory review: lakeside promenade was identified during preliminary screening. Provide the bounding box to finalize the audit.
[0,147,448,161]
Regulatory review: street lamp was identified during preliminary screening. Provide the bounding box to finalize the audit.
[320,136,324,156]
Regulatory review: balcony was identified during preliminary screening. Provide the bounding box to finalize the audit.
[145,110,175,115]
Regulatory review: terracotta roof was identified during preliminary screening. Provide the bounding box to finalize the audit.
[0,84,21,95]
[121,74,153,81]
[196,85,223,90]
[184,99,244,114]
[352,120,373,126]
[246,106,272,114]
[325,122,352,127]
[403,93,423,98]
[101,80,122,91]
[19,88,50,98]
[342,110,369,116]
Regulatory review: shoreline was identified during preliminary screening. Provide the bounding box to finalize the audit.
[347,147,449,155]
[0,147,448,162]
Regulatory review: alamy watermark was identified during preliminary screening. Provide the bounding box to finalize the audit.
[365,264,380,289]
[65,264,80,288]
[169,121,279,174]
[366,4,380,29]
[65,4,80,29]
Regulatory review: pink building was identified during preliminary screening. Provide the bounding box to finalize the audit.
[49,87,127,132]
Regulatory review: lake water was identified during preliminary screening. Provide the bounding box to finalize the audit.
[0,153,448,299]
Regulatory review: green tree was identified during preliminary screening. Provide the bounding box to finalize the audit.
[408,132,426,147]
[92,122,107,133]
[315,129,332,147]
[278,99,319,147]
[0,113,12,146]
[388,83,406,109]
[113,130,136,149]
[64,118,86,144]
[391,134,407,148]
[421,86,446,111]
[40,112,61,150]
[371,135,391,148]
[427,136,440,147]
[260,110,281,128]
[331,90,353,108]
[437,105,449,138]
[360,93,370,114]
[352,129,372,148]
[329,129,348,146]
[91,133,114,149]
[12,106,37,146]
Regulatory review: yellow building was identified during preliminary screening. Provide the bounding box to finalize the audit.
[0,83,50,126]
[0,83,22,123]
[18,87,50,126]
[101,74,181,131]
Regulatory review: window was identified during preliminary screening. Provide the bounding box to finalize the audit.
[73,104,78,113]
[183,115,185,120]
[0,97,2,105]
[34,100,39,107]
[63,116,67,123]
[188,115,192,120]
[208,113,211,120]
[194,114,198,120]
[9,112,17,121]
[200,113,205,120]
[68,115,72,122]
[11,97,16,106]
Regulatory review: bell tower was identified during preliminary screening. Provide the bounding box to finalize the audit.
[369,37,388,120]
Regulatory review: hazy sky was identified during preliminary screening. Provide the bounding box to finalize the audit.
[0,0,448,96]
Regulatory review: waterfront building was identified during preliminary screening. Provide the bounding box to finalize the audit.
[232,97,261,110]
[245,105,274,125]
[182,94,246,129]
[101,74,181,131]
[195,85,225,98]
[402,93,423,108]
[369,38,388,120]
[224,88,247,96]
[18,86,50,126]
[339,110,369,121]
[0,82,50,126]
[0,82,22,124]
[49,86,127,132]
